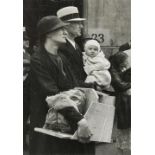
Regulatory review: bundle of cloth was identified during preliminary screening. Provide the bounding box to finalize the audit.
[43,88,98,134]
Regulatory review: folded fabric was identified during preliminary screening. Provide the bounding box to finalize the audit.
[44,88,87,133]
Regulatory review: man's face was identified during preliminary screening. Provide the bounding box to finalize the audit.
[66,21,83,38]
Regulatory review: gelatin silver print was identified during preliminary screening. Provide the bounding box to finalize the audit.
[23,0,131,154]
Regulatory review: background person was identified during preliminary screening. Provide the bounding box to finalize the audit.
[109,52,131,153]
[109,52,131,128]
[23,27,31,150]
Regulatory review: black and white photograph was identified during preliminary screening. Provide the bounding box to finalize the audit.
[23,0,131,155]
[2,0,155,155]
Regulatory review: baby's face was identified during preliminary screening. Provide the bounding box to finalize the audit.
[85,45,99,58]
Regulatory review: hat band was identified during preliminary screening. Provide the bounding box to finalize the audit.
[60,13,80,21]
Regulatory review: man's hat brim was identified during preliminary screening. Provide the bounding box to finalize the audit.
[67,18,86,22]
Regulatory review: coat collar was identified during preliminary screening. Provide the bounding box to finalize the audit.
[39,46,60,70]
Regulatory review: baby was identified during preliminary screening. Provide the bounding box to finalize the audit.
[83,39,111,88]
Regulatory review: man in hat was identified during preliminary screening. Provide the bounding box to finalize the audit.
[57,6,87,83]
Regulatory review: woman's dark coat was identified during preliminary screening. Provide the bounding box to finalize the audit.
[29,46,94,155]
[29,46,77,154]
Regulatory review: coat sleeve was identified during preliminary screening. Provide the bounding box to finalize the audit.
[58,107,84,132]
[31,57,59,96]
[110,67,131,92]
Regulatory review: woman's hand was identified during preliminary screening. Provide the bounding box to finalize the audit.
[77,118,92,143]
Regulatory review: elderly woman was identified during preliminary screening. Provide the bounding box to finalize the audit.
[29,16,94,155]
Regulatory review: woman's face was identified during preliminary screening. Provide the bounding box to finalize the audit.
[47,28,68,44]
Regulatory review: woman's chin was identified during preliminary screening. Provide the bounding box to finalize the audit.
[59,40,66,44]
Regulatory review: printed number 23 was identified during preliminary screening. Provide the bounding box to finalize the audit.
[91,33,104,43]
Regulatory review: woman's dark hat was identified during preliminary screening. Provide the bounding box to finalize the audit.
[37,15,69,36]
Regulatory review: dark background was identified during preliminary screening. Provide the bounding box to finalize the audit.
[23,0,83,49]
